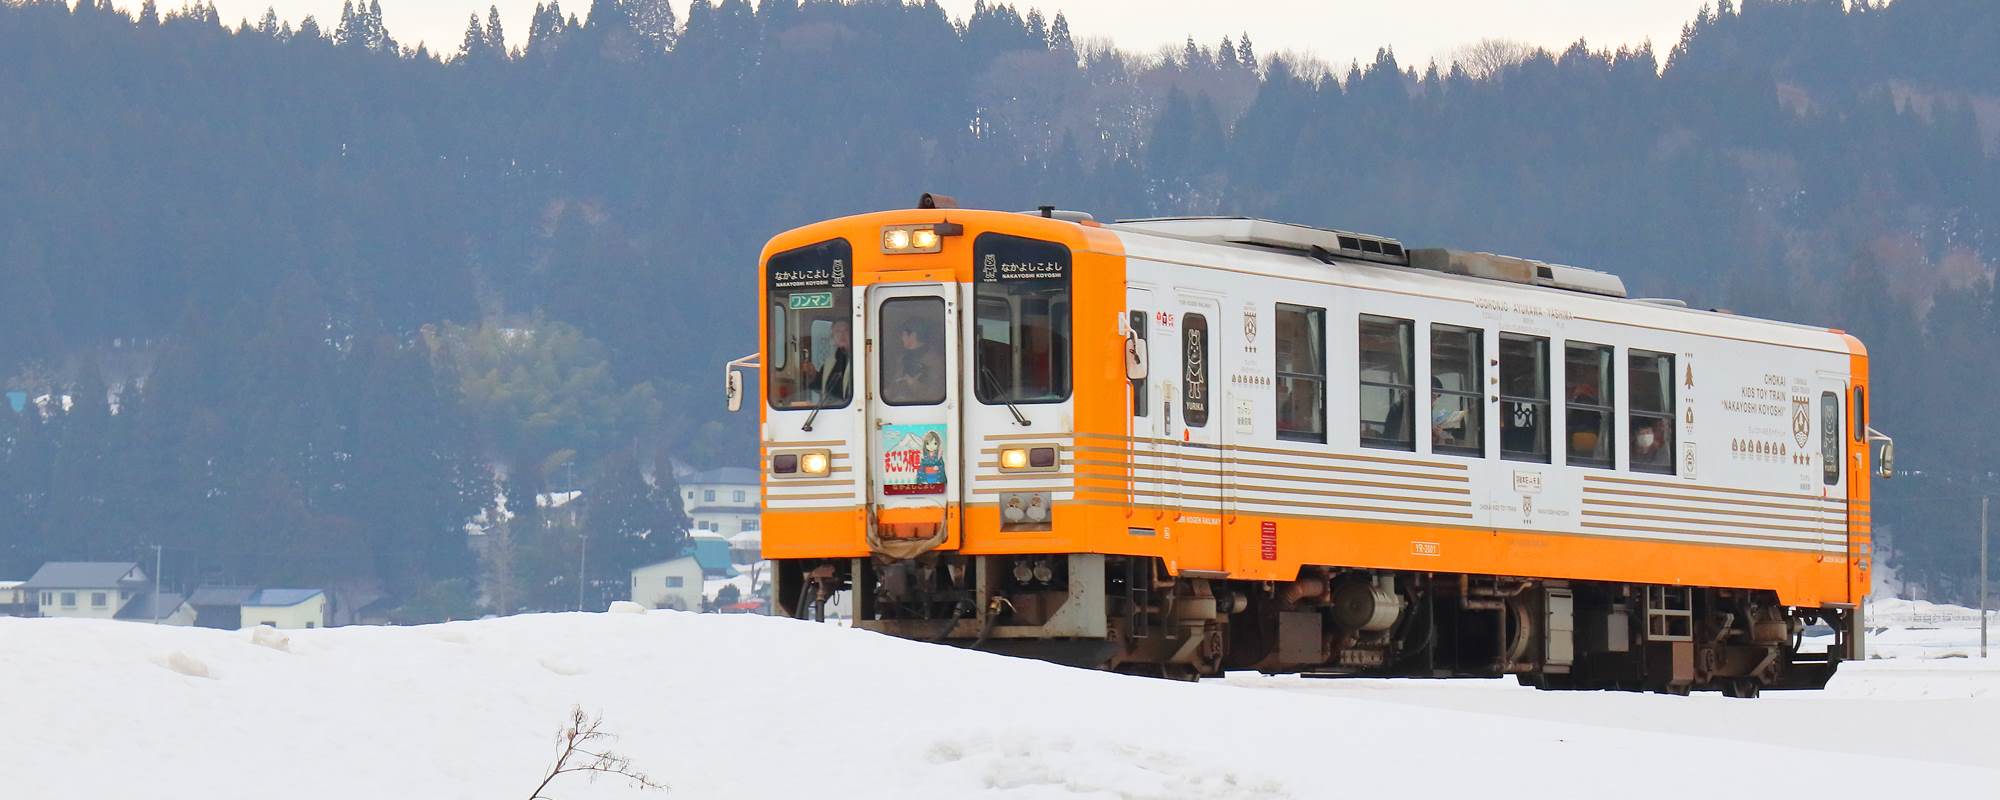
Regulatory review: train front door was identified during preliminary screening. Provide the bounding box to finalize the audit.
[865,283,961,556]
[1814,373,1848,566]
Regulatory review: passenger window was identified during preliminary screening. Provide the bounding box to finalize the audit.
[878,297,947,406]
[1499,333,1550,463]
[1822,391,1841,486]
[1564,341,1615,469]
[1358,315,1414,450]
[1430,325,1484,457]
[1275,304,1326,443]
[1628,350,1676,474]
[1183,313,1210,428]
[1129,311,1148,417]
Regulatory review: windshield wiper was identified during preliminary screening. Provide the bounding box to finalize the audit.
[801,357,845,432]
[978,364,1030,427]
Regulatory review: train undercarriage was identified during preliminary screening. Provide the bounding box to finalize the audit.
[776,554,1857,697]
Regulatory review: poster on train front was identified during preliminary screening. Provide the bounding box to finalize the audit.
[880,424,947,495]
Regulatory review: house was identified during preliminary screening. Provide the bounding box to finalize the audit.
[680,467,760,537]
[115,591,196,626]
[240,589,329,629]
[21,562,149,620]
[630,557,705,612]
[0,580,36,617]
[689,533,738,579]
[188,585,259,629]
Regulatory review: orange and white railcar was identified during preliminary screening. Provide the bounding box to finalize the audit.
[727,197,1892,694]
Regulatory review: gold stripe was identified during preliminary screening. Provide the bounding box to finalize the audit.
[1073,445,1469,483]
[983,431,1077,442]
[1584,474,1848,504]
[1074,486,1474,520]
[1074,432,1468,471]
[971,485,1072,495]
[1580,509,1825,536]
[761,439,848,448]
[1580,496,1827,524]
[763,478,856,488]
[767,492,859,502]
[1582,486,1829,515]
[1580,520,1842,550]
[973,471,1076,482]
[1072,458,1473,495]
[1073,474,1471,507]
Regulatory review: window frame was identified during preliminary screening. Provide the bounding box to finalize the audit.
[1499,333,1552,464]
[1563,340,1617,470]
[1274,303,1328,444]
[1822,391,1842,486]
[1429,324,1486,458]
[1358,315,1416,451]
[1183,312,1211,428]
[973,232,1074,406]
[1129,310,1149,417]
[1627,349,1677,475]
[764,238,856,412]
[878,295,949,407]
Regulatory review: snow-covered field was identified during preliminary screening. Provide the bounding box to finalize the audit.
[3,609,1995,799]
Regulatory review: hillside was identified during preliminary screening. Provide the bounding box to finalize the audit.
[1,610,1995,798]
[0,0,1995,603]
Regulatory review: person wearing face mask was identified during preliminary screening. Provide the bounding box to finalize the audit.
[1633,418,1669,468]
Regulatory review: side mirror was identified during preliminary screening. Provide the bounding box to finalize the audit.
[1870,434,1894,479]
[1124,330,1149,381]
[726,371,744,413]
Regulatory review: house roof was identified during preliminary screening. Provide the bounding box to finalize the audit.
[631,555,701,574]
[114,591,187,621]
[21,562,144,590]
[245,589,324,607]
[188,585,259,606]
[727,529,761,547]
[690,535,737,575]
[682,467,760,487]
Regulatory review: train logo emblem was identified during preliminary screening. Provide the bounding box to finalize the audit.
[981,253,998,282]
[1242,309,1257,345]
[831,258,845,285]
[1790,395,1812,448]
[1520,495,1534,525]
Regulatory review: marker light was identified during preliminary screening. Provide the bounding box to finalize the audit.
[999,448,1031,470]
[771,454,799,474]
[880,223,961,254]
[799,450,831,476]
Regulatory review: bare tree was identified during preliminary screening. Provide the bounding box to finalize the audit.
[1450,38,1535,80]
[529,706,667,799]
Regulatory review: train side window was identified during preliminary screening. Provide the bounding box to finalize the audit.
[1628,350,1675,474]
[1852,386,1865,442]
[1564,341,1615,469]
[1358,315,1414,451]
[1129,311,1148,417]
[1275,303,1327,443]
[1183,313,1210,428]
[1822,391,1841,486]
[1429,324,1484,457]
[1499,333,1550,463]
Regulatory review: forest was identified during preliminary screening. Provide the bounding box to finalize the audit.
[0,0,1994,611]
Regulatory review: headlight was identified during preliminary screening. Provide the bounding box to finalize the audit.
[910,228,940,249]
[799,450,831,476]
[999,448,1030,470]
[882,228,913,251]
[879,223,958,254]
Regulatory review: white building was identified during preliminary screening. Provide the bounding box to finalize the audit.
[630,556,706,612]
[680,467,760,537]
[21,562,149,620]
[240,589,329,629]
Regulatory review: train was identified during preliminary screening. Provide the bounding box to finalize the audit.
[724,195,1894,695]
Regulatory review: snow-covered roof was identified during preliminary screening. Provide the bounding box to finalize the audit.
[22,562,144,590]
[245,589,324,608]
[682,467,760,487]
[189,585,259,606]
[115,591,188,620]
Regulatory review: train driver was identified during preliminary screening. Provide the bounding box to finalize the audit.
[801,318,852,404]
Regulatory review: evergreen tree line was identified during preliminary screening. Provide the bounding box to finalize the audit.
[0,0,1995,604]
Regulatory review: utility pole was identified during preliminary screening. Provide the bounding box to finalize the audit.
[1981,495,1988,659]
[577,530,589,613]
[151,544,163,625]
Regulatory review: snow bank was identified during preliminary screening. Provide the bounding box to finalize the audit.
[2,612,1995,799]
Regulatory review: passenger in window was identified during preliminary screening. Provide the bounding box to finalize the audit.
[890,318,945,401]
[1632,418,1669,466]
[1431,377,1468,446]
[1566,380,1603,456]
[801,319,851,403]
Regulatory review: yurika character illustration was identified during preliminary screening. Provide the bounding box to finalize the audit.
[916,430,946,485]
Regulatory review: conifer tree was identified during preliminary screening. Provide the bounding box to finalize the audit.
[459,13,489,61]
[138,0,157,26]
[297,13,321,41]
[631,0,676,53]
[485,6,507,57]
[257,6,280,38]
[334,0,359,47]
[1236,31,1255,69]
[1218,36,1237,69]
[1047,11,1073,58]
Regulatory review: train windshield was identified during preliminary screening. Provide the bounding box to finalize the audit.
[766,239,855,411]
[974,233,1072,405]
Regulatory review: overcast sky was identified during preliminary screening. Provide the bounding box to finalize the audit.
[207,0,1715,68]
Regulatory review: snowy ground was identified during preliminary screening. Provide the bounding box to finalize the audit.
[3,609,1995,799]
